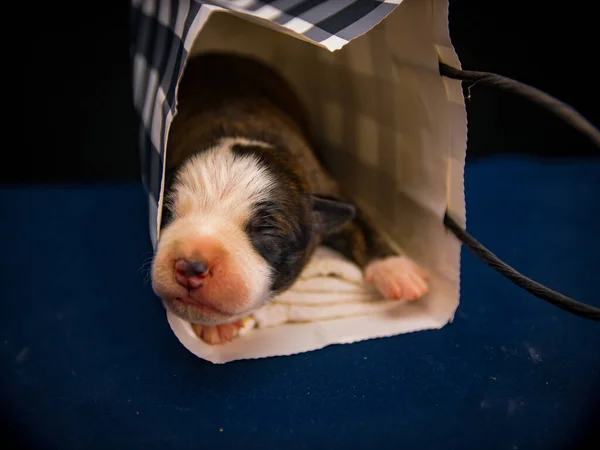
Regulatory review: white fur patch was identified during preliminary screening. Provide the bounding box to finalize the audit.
[167,138,276,225]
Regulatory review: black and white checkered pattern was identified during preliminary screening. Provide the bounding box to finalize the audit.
[130,0,404,248]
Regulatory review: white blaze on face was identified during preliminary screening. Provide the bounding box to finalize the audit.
[152,138,277,322]
[169,138,275,224]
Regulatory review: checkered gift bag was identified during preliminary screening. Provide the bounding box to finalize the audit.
[130,0,468,362]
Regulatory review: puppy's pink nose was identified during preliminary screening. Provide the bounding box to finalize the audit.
[175,259,208,289]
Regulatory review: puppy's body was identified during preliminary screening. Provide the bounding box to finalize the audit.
[165,53,337,202]
[152,53,428,344]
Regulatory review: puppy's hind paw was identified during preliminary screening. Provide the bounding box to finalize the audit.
[364,256,429,301]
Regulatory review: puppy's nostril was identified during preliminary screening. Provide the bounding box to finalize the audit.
[175,259,208,278]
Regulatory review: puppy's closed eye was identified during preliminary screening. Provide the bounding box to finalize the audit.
[251,226,281,237]
[247,202,290,262]
[248,202,282,233]
[247,215,280,235]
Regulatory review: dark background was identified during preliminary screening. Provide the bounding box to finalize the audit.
[4,0,599,185]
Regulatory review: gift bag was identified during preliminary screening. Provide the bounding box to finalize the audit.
[130,0,468,363]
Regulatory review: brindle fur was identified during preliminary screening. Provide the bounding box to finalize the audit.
[163,53,397,276]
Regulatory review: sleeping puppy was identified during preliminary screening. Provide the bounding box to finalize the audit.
[151,53,429,345]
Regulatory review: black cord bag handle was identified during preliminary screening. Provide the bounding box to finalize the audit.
[438,62,600,322]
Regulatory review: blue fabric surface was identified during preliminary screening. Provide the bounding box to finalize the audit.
[1,157,599,449]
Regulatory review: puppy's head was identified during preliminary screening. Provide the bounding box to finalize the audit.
[151,138,354,325]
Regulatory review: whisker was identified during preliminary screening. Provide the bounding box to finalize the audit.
[139,252,155,280]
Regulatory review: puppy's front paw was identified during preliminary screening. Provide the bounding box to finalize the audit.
[364,256,429,301]
[191,321,244,345]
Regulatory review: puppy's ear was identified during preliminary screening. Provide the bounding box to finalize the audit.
[309,195,356,237]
